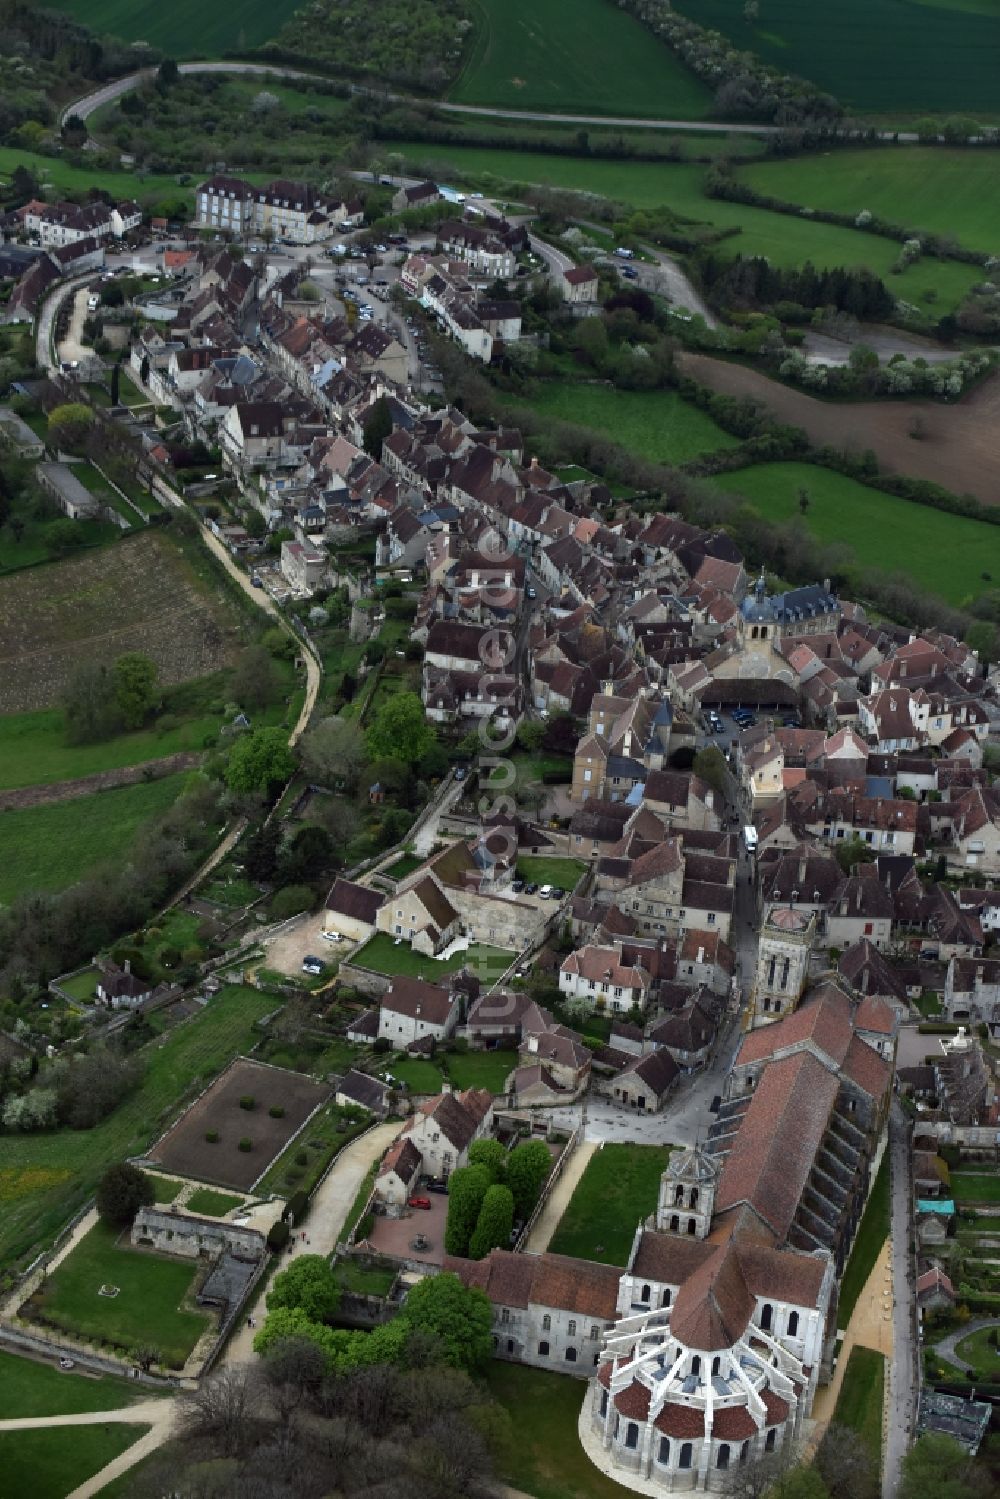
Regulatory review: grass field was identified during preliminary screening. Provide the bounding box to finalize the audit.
[0,772,192,903]
[0,144,187,207]
[953,1324,1000,1381]
[390,1057,444,1093]
[353,933,514,982]
[706,462,997,607]
[743,148,1000,258]
[447,1049,518,1093]
[185,1187,243,1217]
[511,382,738,466]
[451,0,711,118]
[515,856,590,891]
[0,1423,150,1499]
[0,510,119,576]
[548,1144,670,1266]
[678,0,1000,115]
[951,1173,1000,1203]
[148,1175,183,1205]
[0,1349,150,1418]
[832,1346,885,1461]
[42,0,296,55]
[484,1363,630,1499]
[0,984,276,1272]
[390,141,982,314]
[838,1154,890,1330]
[34,1220,209,1368]
[333,1257,397,1297]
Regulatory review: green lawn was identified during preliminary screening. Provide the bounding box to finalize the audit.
[707,462,998,607]
[451,0,711,118]
[0,701,221,791]
[838,1154,890,1329]
[954,1324,1000,1381]
[148,1176,183,1205]
[0,984,276,1272]
[0,772,193,903]
[508,382,738,466]
[389,1057,445,1093]
[951,1173,1000,1204]
[742,148,1000,258]
[515,856,589,891]
[58,967,101,1002]
[483,1362,629,1499]
[353,934,514,983]
[0,1349,150,1418]
[446,1049,519,1094]
[333,1256,397,1297]
[832,1346,885,1462]
[34,1220,210,1369]
[43,0,297,54]
[383,853,425,881]
[0,145,188,207]
[548,1144,670,1266]
[0,512,119,575]
[0,1423,150,1499]
[185,1187,243,1217]
[677,0,1000,115]
[488,751,572,788]
[914,990,943,1018]
[390,141,981,314]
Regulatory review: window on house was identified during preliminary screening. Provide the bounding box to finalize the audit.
[625,1422,639,1450]
[679,1443,693,1470]
[566,1347,577,1362]
[765,1428,777,1452]
[740,1441,750,1466]
[507,1338,514,1354]
[500,1307,510,1325]
[761,1303,773,1332]
[591,1324,600,1340]
[641,1284,651,1303]
[542,1314,551,1331]
[788,1311,799,1336]
[658,1436,671,1466]
[568,1320,577,1336]
[539,1341,549,1357]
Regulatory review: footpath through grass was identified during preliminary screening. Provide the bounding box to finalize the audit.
[0,984,276,1271]
[707,461,995,607]
[548,1143,670,1266]
[838,1154,890,1330]
[0,1423,150,1499]
[0,1348,150,1418]
[0,772,192,903]
[832,1345,885,1462]
[483,1362,630,1499]
[451,0,711,118]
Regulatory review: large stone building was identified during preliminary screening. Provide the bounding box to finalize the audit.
[750,907,815,1027]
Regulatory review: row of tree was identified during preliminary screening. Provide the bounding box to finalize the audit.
[444,1138,552,1259]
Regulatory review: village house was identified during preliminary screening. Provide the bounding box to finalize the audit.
[376,975,462,1048]
[400,1086,494,1178]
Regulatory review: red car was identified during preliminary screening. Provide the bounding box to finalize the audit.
[407,1195,431,1210]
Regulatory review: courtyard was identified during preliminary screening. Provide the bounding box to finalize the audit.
[547,1143,671,1266]
[364,1190,449,1268]
[147,1057,331,1191]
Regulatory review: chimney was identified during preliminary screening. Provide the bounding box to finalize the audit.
[798,853,807,887]
[823,578,831,594]
[124,959,131,975]
[697,947,704,965]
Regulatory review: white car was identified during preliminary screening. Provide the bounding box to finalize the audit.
[321,931,343,943]
[539,884,554,900]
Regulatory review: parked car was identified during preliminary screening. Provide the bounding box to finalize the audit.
[539,884,554,900]
[301,956,324,976]
[408,1196,431,1210]
[454,766,466,781]
[321,931,343,943]
[427,1180,448,1195]
[621,267,639,280]
[511,879,525,893]
[526,585,537,599]
[524,883,538,896]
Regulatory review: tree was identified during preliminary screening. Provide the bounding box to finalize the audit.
[243,509,266,540]
[279,824,334,884]
[402,1272,494,1372]
[109,361,121,407]
[301,716,366,791]
[178,1366,261,1459]
[468,1183,514,1260]
[467,1139,506,1181]
[515,720,546,753]
[443,1164,491,1257]
[506,1139,551,1221]
[226,727,296,796]
[815,1423,878,1499]
[48,403,94,455]
[269,884,314,920]
[231,644,281,713]
[899,1433,990,1499]
[267,1254,341,1324]
[362,395,392,459]
[157,58,180,87]
[244,821,281,882]
[113,652,159,729]
[95,1161,154,1227]
[260,1334,328,1429]
[365,692,435,766]
[692,745,728,796]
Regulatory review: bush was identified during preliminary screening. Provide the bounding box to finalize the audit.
[295,1149,308,1167]
[238,1137,253,1152]
[205,1130,219,1143]
[267,1220,291,1251]
[95,1162,154,1228]
[239,1095,255,1110]
[284,1189,309,1223]
[269,1104,285,1118]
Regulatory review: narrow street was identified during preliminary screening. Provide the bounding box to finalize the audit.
[883,1101,917,1499]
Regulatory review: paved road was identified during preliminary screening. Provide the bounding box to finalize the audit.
[36,271,96,372]
[932,1315,1000,1374]
[884,1102,917,1499]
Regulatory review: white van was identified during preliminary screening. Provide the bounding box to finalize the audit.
[615,246,635,259]
[743,826,759,854]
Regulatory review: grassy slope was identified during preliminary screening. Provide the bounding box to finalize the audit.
[0,985,276,1270]
[0,772,192,903]
[548,1144,670,1266]
[36,1220,209,1367]
[677,0,1000,115]
[832,1345,885,1460]
[483,1363,630,1499]
[0,705,219,790]
[838,1154,890,1329]
[451,0,710,118]
[0,145,189,206]
[0,1424,150,1499]
[388,141,981,314]
[509,382,738,466]
[40,0,295,54]
[0,1349,150,1417]
[706,461,996,607]
[742,148,1000,258]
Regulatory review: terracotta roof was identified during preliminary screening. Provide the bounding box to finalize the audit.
[713,1405,758,1440]
[615,1381,652,1420]
[532,1254,621,1318]
[653,1403,705,1438]
[668,1241,756,1351]
[734,981,854,1070]
[842,1033,891,1100]
[761,1389,790,1424]
[378,1137,421,1183]
[631,1232,717,1284]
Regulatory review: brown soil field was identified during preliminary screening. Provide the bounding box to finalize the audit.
[147,1057,331,1192]
[0,530,243,713]
[679,353,1000,507]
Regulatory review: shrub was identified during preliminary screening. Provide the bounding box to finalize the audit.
[269,1104,285,1118]
[239,1095,255,1110]
[295,1149,308,1167]
[238,1137,253,1152]
[284,1190,309,1223]
[267,1220,290,1251]
[205,1130,219,1143]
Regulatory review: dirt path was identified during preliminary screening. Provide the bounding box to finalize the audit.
[58,285,93,367]
[524,1140,596,1254]
[807,1237,893,1448]
[0,752,202,812]
[678,352,1000,506]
